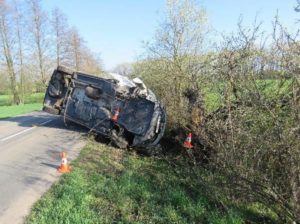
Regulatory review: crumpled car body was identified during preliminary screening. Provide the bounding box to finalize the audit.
[43,66,166,150]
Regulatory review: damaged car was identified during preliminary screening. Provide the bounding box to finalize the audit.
[43,66,166,152]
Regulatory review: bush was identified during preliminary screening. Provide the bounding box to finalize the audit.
[132,4,300,222]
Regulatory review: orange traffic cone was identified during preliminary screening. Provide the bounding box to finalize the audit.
[111,108,120,122]
[183,132,193,149]
[58,152,71,173]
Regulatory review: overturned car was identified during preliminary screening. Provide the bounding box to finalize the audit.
[43,66,166,151]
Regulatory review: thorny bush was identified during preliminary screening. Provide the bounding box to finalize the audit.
[133,12,300,223]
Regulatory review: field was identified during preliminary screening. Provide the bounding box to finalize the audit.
[202,79,291,112]
[26,141,276,224]
[0,93,44,119]
[0,93,44,106]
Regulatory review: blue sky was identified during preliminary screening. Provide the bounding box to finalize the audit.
[43,0,299,70]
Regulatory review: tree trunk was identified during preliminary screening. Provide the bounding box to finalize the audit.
[15,2,25,103]
[0,13,20,105]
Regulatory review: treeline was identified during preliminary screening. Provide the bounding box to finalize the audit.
[131,0,300,222]
[0,0,102,104]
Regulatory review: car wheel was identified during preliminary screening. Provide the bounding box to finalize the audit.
[48,80,63,98]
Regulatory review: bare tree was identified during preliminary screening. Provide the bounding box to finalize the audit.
[12,0,25,103]
[0,0,103,96]
[69,27,83,71]
[28,0,49,86]
[51,7,69,67]
[80,49,103,74]
[0,0,20,104]
[135,0,209,128]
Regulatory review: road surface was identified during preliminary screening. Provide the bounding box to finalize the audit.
[0,111,86,223]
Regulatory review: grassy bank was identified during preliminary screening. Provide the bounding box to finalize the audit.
[0,93,44,119]
[0,93,44,106]
[26,142,276,224]
[0,103,42,119]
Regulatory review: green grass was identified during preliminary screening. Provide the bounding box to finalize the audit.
[202,79,292,113]
[0,95,10,106]
[0,93,44,119]
[0,103,42,119]
[256,79,291,98]
[26,142,276,224]
[0,92,44,106]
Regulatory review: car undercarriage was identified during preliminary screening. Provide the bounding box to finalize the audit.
[43,66,166,152]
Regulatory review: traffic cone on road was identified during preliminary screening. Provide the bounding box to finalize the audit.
[111,107,120,122]
[183,132,193,149]
[58,152,71,173]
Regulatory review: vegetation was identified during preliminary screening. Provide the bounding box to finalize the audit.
[3,0,298,223]
[0,93,43,119]
[26,142,277,224]
[0,0,103,104]
[131,0,300,222]
[0,93,44,106]
[0,103,41,119]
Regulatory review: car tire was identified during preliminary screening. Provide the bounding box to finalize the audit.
[48,80,63,98]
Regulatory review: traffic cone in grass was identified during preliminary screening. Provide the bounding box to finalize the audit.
[111,107,120,122]
[58,152,71,173]
[183,132,193,149]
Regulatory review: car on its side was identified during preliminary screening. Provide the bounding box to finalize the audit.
[43,66,166,153]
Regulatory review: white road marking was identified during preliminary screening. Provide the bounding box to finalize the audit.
[0,119,54,142]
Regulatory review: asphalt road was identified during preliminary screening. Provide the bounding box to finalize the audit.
[0,111,86,224]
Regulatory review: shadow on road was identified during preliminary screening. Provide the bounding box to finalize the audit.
[40,162,58,169]
[1,111,89,134]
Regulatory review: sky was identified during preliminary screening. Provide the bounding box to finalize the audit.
[42,0,299,71]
